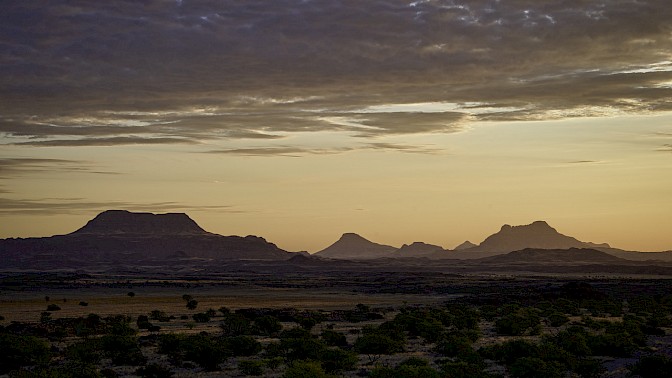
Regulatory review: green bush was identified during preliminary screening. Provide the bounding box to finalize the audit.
[66,340,102,364]
[320,329,348,347]
[135,363,174,378]
[370,359,441,378]
[480,339,540,365]
[186,299,198,310]
[508,357,564,378]
[282,360,329,378]
[439,360,495,378]
[548,312,570,327]
[434,333,473,357]
[220,313,252,336]
[100,335,146,366]
[181,334,228,371]
[574,358,605,378]
[552,329,591,357]
[0,334,52,374]
[238,360,264,376]
[495,308,540,336]
[354,333,404,357]
[254,315,282,336]
[46,304,61,311]
[319,348,358,373]
[191,312,210,323]
[225,335,262,357]
[629,355,672,378]
[280,333,326,361]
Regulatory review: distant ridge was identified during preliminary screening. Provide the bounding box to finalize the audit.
[315,233,397,259]
[479,248,626,264]
[395,242,445,257]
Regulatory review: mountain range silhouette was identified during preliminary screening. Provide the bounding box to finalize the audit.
[1,210,671,269]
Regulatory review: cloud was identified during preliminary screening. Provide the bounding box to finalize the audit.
[657,144,672,152]
[566,160,600,164]
[12,136,199,147]
[2,0,672,148]
[0,158,118,177]
[0,197,240,216]
[207,141,441,157]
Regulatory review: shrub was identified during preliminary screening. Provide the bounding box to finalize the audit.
[79,301,89,307]
[191,313,210,323]
[150,310,169,322]
[40,312,52,323]
[370,359,441,378]
[137,315,152,329]
[220,313,252,336]
[46,304,61,311]
[107,316,136,336]
[254,315,282,336]
[135,363,174,378]
[238,360,265,376]
[66,340,102,364]
[552,329,591,357]
[321,329,348,347]
[509,357,564,378]
[205,308,217,317]
[440,361,494,378]
[181,334,228,371]
[319,348,358,373]
[574,358,605,378]
[186,299,198,310]
[434,333,473,357]
[495,308,540,336]
[480,339,540,365]
[280,333,326,361]
[282,360,328,378]
[548,312,570,327]
[629,355,672,378]
[354,333,404,360]
[0,334,51,374]
[100,335,146,366]
[225,335,262,357]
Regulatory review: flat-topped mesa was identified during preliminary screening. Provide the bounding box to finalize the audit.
[71,210,209,236]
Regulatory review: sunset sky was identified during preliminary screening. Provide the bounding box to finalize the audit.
[1,0,671,252]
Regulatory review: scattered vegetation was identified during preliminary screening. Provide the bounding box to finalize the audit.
[1,279,671,377]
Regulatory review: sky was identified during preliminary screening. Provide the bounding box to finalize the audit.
[1,0,671,252]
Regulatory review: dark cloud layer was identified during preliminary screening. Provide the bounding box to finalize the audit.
[1,0,672,147]
[0,158,118,178]
[0,197,239,216]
